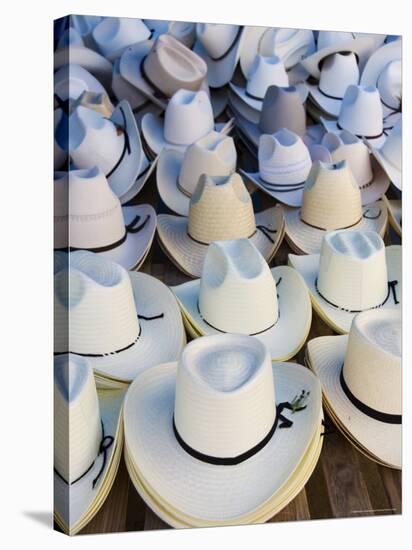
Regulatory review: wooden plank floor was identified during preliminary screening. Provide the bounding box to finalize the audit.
[59,137,402,535]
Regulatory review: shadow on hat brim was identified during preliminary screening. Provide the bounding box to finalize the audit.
[156,205,285,278]
[368,140,402,191]
[229,82,308,117]
[69,272,185,386]
[306,336,401,468]
[54,388,126,535]
[307,83,342,118]
[321,118,387,150]
[171,265,311,361]
[240,170,305,207]
[289,245,402,334]
[282,200,388,255]
[124,414,323,527]
[156,149,190,216]
[54,46,113,89]
[123,360,322,523]
[119,155,158,205]
[383,196,402,237]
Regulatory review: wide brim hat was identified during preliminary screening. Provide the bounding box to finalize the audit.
[119,154,158,205]
[54,387,125,535]
[360,40,401,92]
[367,138,402,191]
[171,264,311,360]
[306,82,343,118]
[141,112,233,156]
[383,196,402,237]
[282,200,388,255]
[288,245,401,334]
[123,360,322,523]
[306,335,401,468]
[54,46,113,89]
[321,117,387,149]
[63,272,186,387]
[124,412,323,527]
[193,27,244,88]
[229,82,308,117]
[54,63,108,101]
[157,205,285,278]
[240,170,305,207]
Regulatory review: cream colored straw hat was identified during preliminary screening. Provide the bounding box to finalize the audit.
[157,173,285,278]
[318,130,390,204]
[54,354,125,535]
[123,334,322,523]
[241,128,312,207]
[53,251,185,386]
[306,308,401,469]
[92,17,151,60]
[383,196,402,237]
[368,118,402,190]
[53,168,156,270]
[289,230,401,334]
[172,239,311,360]
[283,160,388,255]
[193,23,244,88]
[156,131,237,216]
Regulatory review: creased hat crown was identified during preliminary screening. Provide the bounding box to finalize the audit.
[92,17,151,58]
[259,28,315,68]
[246,55,288,98]
[197,23,240,58]
[259,85,306,136]
[318,52,359,99]
[338,85,383,137]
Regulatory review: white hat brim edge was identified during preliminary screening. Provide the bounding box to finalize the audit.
[240,170,304,207]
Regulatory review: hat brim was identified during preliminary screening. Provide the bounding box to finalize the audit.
[54,63,108,101]
[306,336,401,468]
[119,154,158,205]
[282,199,388,255]
[288,245,401,334]
[171,265,311,361]
[240,170,304,207]
[54,387,125,535]
[71,272,186,386]
[193,30,244,88]
[321,118,387,149]
[383,196,402,237]
[108,100,144,198]
[124,415,323,527]
[229,82,307,114]
[156,149,190,216]
[228,90,260,124]
[359,157,391,205]
[123,360,322,522]
[54,46,113,89]
[157,206,285,278]
[210,86,229,118]
[368,141,402,191]
[307,83,342,118]
[360,40,401,89]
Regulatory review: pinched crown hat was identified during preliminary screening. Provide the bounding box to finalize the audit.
[54,64,108,101]
[92,17,151,60]
[172,238,312,360]
[157,131,237,216]
[289,230,401,334]
[368,118,402,190]
[157,173,284,277]
[306,308,401,468]
[283,160,388,254]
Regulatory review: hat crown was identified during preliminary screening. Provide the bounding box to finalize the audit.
[258,129,312,185]
[321,131,373,186]
[179,131,237,195]
[174,334,276,459]
[317,31,354,50]
[259,28,315,68]
[197,23,240,58]
[144,34,207,97]
[69,105,125,176]
[54,354,101,483]
[54,251,140,355]
[259,85,306,136]
[188,174,256,244]
[339,85,383,137]
[319,52,359,98]
[164,89,214,145]
[57,26,84,49]
[380,118,401,170]
[54,167,126,249]
[92,17,151,57]
[301,161,362,229]
[377,59,401,109]
[246,54,289,98]
[198,239,278,333]
[343,309,401,415]
[168,22,196,48]
[317,230,388,311]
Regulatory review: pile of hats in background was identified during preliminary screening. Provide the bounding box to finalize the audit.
[53,16,402,535]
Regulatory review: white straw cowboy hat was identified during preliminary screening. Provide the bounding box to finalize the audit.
[119,34,208,109]
[282,160,388,255]
[68,100,142,199]
[172,239,312,360]
[54,354,125,535]
[53,251,185,386]
[123,333,322,523]
[321,85,386,148]
[317,130,390,204]
[54,168,156,270]
[144,20,196,48]
[383,196,402,237]
[302,35,375,79]
[193,24,244,88]
[289,230,401,334]
[240,129,312,207]
[306,52,360,118]
[141,89,228,156]
[234,85,309,148]
[92,17,151,61]
[54,64,108,101]
[157,131,237,216]
[240,27,315,80]
[157,173,285,278]
[368,118,402,191]
[54,27,113,89]
[306,308,401,469]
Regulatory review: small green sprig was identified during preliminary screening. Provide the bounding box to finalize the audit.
[290,389,310,413]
